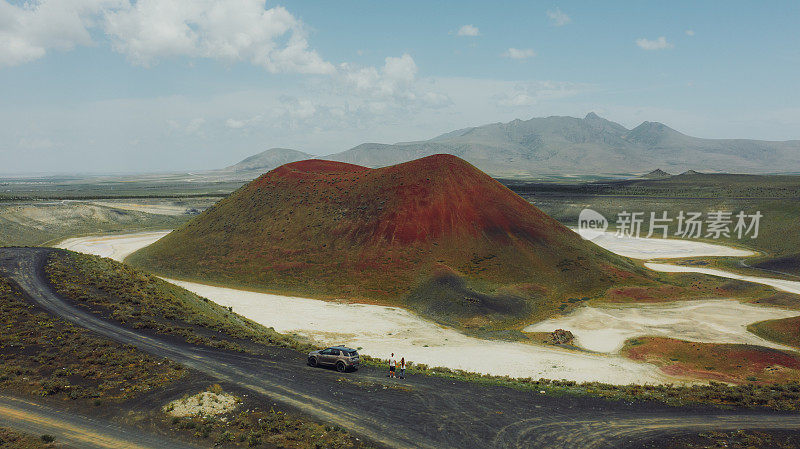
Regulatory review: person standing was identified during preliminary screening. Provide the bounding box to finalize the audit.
[388,353,396,378]
[399,357,406,379]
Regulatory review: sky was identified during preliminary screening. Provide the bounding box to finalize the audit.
[1,0,799,174]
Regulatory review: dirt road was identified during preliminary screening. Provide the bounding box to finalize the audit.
[0,395,199,449]
[2,247,800,449]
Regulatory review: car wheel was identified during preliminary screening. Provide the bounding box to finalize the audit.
[308,357,317,367]
[336,362,346,373]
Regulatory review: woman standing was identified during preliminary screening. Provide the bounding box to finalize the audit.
[399,357,406,379]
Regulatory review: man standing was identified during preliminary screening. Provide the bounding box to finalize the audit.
[388,353,396,378]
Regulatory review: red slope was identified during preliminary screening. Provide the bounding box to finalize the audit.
[255,154,577,247]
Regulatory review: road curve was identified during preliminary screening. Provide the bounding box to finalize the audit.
[3,247,800,449]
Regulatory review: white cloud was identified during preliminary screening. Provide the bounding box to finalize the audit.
[223,54,451,137]
[635,36,673,51]
[225,118,246,129]
[104,0,334,74]
[226,116,264,129]
[0,0,333,74]
[547,8,571,26]
[502,48,536,60]
[456,24,479,37]
[685,30,695,36]
[340,54,437,105]
[494,81,587,107]
[18,137,56,150]
[169,117,207,135]
[185,117,206,135]
[0,0,120,67]
[281,97,317,119]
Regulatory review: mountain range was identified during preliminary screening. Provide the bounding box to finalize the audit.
[222,113,800,179]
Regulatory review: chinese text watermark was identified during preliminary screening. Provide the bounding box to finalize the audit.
[577,209,761,240]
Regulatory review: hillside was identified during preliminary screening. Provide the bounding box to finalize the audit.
[323,113,800,178]
[211,148,314,180]
[129,154,656,328]
[0,202,189,247]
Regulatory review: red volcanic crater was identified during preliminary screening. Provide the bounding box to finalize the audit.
[129,154,645,325]
[254,154,573,246]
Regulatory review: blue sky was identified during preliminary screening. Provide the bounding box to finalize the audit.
[1,0,799,174]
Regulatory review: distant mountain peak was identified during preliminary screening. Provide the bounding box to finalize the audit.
[584,112,601,120]
[625,120,686,147]
[225,148,313,173]
[631,120,680,133]
[679,169,703,176]
[639,168,672,179]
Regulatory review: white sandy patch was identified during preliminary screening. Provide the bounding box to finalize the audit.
[645,263,800,296]
[165,391,239,417]
[521,237,795,354]
[168,278,668,384]
[56,231,170,261]
[574,229,756,259]
[525,300,799,353]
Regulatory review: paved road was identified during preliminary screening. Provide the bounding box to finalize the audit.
[0,395,199,449]
[3,247,800,449]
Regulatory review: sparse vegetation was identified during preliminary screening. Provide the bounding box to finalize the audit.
[749,316,800,349]
[649,429,800,449]
[0,427,54,448]
[622,337,800,385]
[355,355,800,412]
[0,274,185,404]
[166,399,370,448]
[2,253,375,448]
[46,250,316,355]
